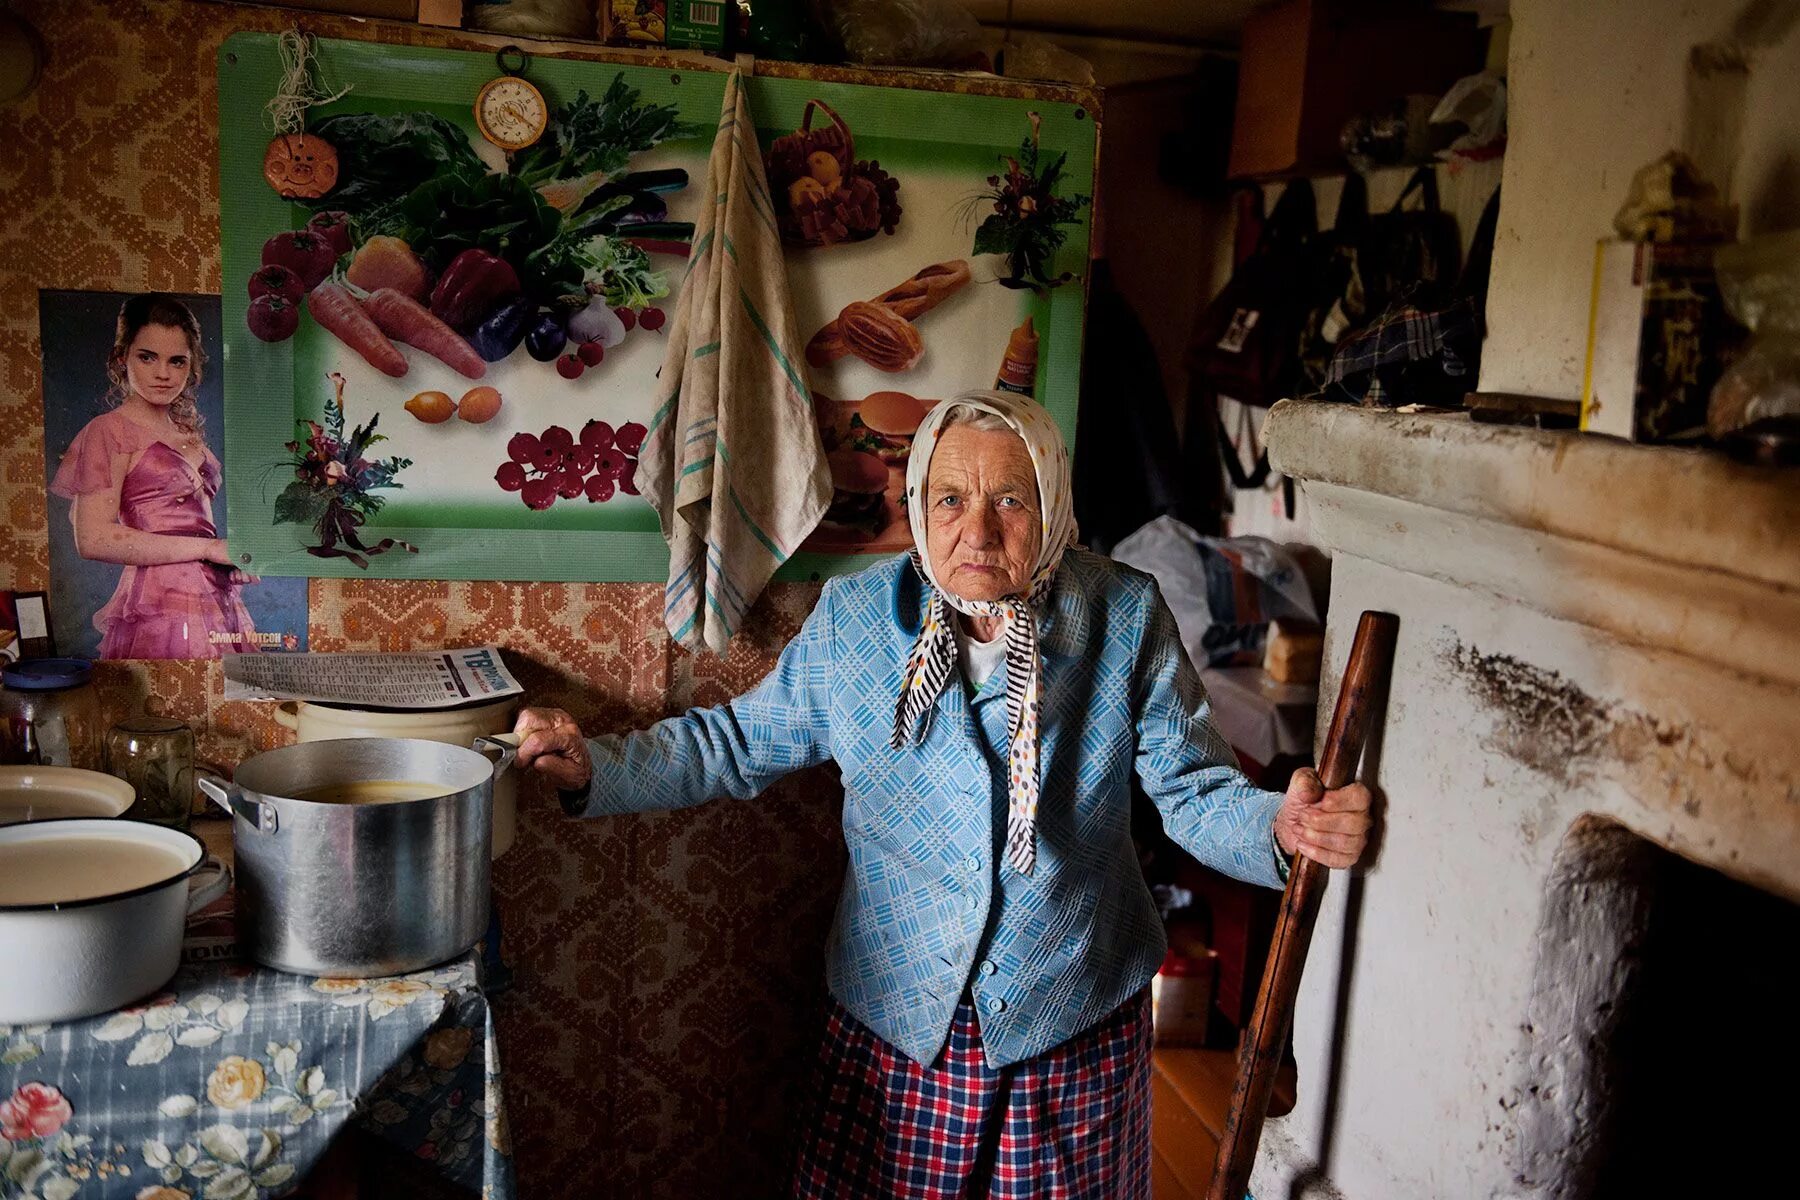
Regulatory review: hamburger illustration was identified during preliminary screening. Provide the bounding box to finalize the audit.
[847,390,926,466]
[812,392,847,452]
[820,449,890,538]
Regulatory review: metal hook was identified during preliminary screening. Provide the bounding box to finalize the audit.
[496,45,529,77]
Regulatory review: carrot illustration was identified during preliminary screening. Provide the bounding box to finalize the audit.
[306,283,408,378]
[363,288,488,380]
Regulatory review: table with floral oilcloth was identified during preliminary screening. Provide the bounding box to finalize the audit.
[0,942,514,1200]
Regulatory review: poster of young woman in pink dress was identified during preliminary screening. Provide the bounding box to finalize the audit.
[40,291,306,659]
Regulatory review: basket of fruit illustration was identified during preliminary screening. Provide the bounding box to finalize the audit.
[765,99,903,248]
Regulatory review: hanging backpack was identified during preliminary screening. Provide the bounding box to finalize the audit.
[1325,182,1502,407]
[1177,184,1317,530]
[1350,165,1464,319]
[1188,180,1319,409]
[1293,172,1370,396]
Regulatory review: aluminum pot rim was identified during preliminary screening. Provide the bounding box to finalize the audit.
[232,736,506,808]
[0,817,206,914]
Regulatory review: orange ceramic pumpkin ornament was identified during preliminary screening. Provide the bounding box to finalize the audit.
[260,29,350,201]
[263,131,339,200]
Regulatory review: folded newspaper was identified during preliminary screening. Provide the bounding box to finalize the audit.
[222,645,523,709]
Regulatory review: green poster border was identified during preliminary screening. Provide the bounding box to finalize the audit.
[220,33,1095,583]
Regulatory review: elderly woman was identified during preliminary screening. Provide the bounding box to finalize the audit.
[515,389,1371,1199]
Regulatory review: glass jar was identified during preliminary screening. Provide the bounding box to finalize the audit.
[105,716,196,830]
[0,658,101,770]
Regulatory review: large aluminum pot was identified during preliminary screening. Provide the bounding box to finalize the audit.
[200,735,515,978]
[274,697,518,857]
[0,818,229,1023]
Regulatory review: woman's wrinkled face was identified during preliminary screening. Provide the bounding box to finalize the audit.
[924,423,1043,603]
[124,324,193,409]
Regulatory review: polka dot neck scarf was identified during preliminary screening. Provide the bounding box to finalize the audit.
[890,390,1078,876]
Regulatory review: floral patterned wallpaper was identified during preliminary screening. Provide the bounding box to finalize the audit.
[0,4,844,1196]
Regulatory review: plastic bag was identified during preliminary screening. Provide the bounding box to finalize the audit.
[1002,36,1095,85]
[1708,230,1800,450]
[813,0,984,67]
[1429,71,1506,160]
[1111,517,1318,669]
[467,0,594,39]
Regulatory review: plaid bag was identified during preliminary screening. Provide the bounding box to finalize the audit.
[1324,183,1501,407]
[1324,298,1481,406]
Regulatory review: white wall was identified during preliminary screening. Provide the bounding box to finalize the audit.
[1255,401,1800,1200]
[1481,0,1800,400]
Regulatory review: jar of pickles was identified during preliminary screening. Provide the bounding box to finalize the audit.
[0,658,102,770]
[105,716,197,830]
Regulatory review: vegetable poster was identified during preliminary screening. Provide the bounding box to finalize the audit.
[219,35,1095,582]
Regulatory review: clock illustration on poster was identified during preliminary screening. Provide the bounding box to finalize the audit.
[474,52,548,153]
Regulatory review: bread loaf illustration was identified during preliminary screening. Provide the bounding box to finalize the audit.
[807,260,972,369]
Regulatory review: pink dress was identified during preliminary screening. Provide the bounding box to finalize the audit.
[50,409,261,659]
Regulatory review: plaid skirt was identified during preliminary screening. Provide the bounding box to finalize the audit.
[792,989,1153,1199]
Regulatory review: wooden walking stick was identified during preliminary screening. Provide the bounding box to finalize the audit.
[1206,610,1399,1200]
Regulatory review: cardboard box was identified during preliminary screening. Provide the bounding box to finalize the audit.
[1229,0,1486,178]
[600,0,667,47]
[1582,239,1739,442]
[1151,948,1220,1048]
[1263,618,1323,685]
[666,0,726,49]
[417,0,462,27]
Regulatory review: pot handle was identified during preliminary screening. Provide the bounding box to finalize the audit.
[274,701,301,732]
[193,762,230,821]
[186,855,232,916]
[473,732,520,778]
[197,776,279,835]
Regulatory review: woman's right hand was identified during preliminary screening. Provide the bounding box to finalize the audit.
[513,707,593,793]
[203,538,236,566]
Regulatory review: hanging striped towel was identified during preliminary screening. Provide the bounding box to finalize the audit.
[641,69,831,655]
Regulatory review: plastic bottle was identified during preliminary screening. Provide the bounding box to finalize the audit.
[994,317,1039,396]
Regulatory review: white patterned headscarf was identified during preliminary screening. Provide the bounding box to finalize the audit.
[890,389,1078,875]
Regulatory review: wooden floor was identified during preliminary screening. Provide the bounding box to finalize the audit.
[1150,1047,1295,1200]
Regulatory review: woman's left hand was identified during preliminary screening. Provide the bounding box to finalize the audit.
[1273,768,1372,869]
